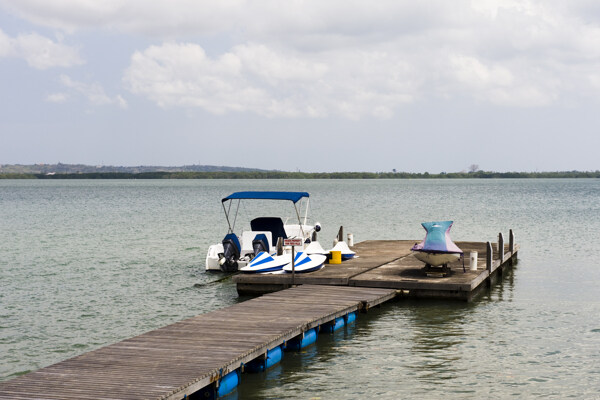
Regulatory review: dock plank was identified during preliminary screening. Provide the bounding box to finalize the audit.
[1,238,518,399]
[235,240,519,301]
[0,285,396,400]
[233,240,411,286]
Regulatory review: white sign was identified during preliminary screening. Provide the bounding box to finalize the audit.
[283,238,303,247]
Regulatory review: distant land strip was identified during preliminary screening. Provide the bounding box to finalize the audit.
[0,163,270,174]
[1,171,599,179]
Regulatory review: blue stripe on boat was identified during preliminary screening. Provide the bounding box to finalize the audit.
[248,252,273,267]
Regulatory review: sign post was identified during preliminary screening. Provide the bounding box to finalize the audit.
[283,238,303,286]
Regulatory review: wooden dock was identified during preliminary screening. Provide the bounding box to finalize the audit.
[234,232,519,301]
[0,285,396,400]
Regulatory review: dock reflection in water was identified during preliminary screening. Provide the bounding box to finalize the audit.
[2,179,599,399]
[405,302,470,384]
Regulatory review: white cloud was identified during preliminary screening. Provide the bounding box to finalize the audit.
[0,28,83,69]
[447,55,556,107]
[59,75,128,109]
[0,0,245,34]
[4,1,600,116]
[451,55,514,88]
[45,92,69,103]
[124,43,255,115]
[124,42,416,118]
[16,32,83,69]
[0,29,10,56]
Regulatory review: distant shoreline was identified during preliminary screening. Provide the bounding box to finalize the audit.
[1,171,599,179]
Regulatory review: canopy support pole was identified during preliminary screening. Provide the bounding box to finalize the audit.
[293,203,306,239]
[223,201,233,234]
[303,198,309,226]
[232,199,241,232]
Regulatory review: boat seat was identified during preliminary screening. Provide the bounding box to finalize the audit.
[250,217,288,243]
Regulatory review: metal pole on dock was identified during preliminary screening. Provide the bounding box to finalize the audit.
[486,241,493,287]
[284,238,302,287]
[486,241,493,273]
[498,232,505,263]
[509,229,516,266]
[291,245,295,286]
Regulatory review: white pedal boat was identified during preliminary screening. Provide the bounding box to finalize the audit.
[329,241,356,260]
[240,252,291,273]
[283,252,327,273]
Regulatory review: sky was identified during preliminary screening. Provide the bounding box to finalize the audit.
[1,1,599,173]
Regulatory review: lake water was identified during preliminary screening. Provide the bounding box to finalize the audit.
[1,179,599,398]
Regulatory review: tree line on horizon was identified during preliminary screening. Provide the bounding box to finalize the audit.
[0,163,269,174]
[1,170,599,179]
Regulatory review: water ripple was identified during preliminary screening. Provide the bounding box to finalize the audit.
[2,179,600,399]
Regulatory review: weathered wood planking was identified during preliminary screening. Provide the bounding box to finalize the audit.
[233,240,412,289]
[0,285,396,400]
[350,242,519,300]
[235,239,519,301]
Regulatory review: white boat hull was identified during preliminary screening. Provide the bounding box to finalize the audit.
[240,252,291,273]
[329,241,356,260]
[206,238,326,272]
[205,243,223,271]
[304,241,328,255]
[283,252,326,273]
[413,251,460,267]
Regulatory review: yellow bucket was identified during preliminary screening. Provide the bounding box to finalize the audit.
[329,250,342,264]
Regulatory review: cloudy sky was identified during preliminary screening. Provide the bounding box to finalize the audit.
[1,1,599,172]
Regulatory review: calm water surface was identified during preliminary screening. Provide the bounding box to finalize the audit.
[1,179,599,398]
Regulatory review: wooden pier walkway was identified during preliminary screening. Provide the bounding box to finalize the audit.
[0,285,396,400]
[235,233,519,301]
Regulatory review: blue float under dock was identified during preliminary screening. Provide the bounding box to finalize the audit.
[0,285,396,400]
[0,234,519,399]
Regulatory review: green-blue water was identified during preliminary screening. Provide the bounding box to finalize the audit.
[1,179,599,398]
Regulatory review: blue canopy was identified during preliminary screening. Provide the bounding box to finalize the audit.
[222,191,309,203]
